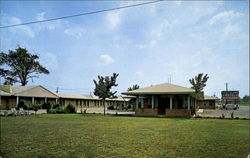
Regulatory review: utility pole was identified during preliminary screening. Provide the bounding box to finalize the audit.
[224,83,229,105]
[225,83,229,91]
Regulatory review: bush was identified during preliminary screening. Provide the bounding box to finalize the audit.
[42,102,51,109]
[107,105,114,110]
[42,102,52,112]
[48,107,67,114]
[52,104,60,109]
[17,101,29,110]
[29,103,41,113]
[66,104,76,113]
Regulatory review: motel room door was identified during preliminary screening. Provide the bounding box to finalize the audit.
[158,96,170,115]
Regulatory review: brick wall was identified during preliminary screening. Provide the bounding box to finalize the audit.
[135,108,158,116]
[165,109,191,117]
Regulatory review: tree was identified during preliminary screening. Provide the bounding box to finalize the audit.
[0,46,49,86]
[189,73,209,93]
[241,95,250,104]
[189,73,209,111]
[93,73,119,115]
[127,84,140,91]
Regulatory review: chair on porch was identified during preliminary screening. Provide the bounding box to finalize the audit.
[19,108,28,116]
[10,108,17,116]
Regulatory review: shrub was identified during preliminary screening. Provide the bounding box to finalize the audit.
[107,105,114,110]
[57,107,68,114]
[48,108,56,114]
[66,104,76,113]
[42,102,52,112]
[29,103,41,114]
[17,101,29,110]
[48,107,67,114]
[53,104,60,109]
[42,102,51,109]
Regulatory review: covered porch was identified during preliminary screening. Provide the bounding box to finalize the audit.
[135,94,195,117]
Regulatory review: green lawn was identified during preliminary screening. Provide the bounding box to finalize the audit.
[0,114,249,158]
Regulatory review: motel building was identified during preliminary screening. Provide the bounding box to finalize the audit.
[122,83,197,117]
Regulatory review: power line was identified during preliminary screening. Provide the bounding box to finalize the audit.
[0,0,162,29]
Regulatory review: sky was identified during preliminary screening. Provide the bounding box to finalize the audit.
[0,1,249,97]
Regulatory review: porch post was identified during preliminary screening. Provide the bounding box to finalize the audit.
[170,96,173,109]
[16,96,19,107]
[56,98,58,104]
[141,97,144,108]
[32,97,35,104]
[151,95,154,109]
[187,95,190,110]
[45,97,47,103]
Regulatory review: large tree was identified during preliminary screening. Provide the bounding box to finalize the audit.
[0,46,49,86]
[127,84,140,91]
[93,73,119,115]
[189,73,209,93]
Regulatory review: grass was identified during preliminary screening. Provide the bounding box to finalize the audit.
[0,114,249,158]
[239,103,250,106]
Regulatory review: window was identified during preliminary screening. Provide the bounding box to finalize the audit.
[138,102,142,108]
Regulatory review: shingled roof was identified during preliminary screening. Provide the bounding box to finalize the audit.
[58,93,130,101]
[122,83,195,95]
[0,85,58,98]
[58,93,99,100]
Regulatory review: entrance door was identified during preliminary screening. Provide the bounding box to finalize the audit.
[158,96,170,115]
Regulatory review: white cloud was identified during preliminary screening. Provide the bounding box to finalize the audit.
[135,71,144,78]
[35,12,55,30]
[209,10,243,25]
[64,27,86,39]
[36,12,46,21]
[6,16,35,38]
[148,19,175,47]
[40,52,58,71]
[99,54,115,65]
[151,19,171,40]
[223,23,241,36]
[106,10,122,30]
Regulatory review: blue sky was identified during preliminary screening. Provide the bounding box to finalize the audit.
[0,1,249,97]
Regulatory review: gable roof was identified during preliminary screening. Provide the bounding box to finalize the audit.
[0,90,11,96]
[58,93,99,100]
[122,83,195,95]
[0,85,58,98]
[58,93,130,101]
[12,86,37,94]
[14,86,58,98]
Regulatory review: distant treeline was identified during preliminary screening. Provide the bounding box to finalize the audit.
[240,95,250,105]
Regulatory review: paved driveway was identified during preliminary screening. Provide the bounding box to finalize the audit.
[197,106,249,119]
